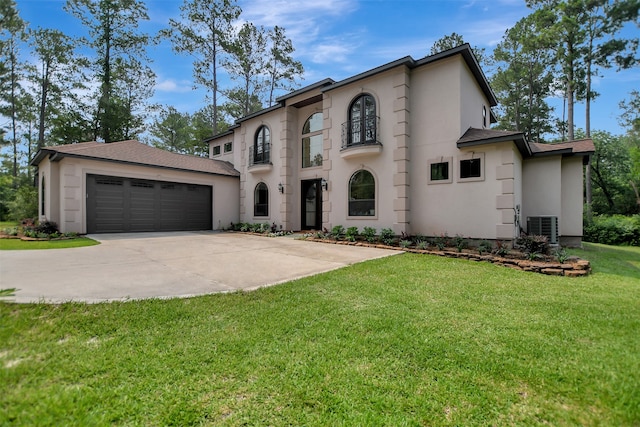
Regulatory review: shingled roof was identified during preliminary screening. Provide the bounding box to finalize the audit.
[457,128,594,160]
[31,140,240,177]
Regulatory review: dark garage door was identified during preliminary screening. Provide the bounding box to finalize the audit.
[87,174,212,233]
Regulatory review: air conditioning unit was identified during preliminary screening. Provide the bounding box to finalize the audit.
[527,216,558,244]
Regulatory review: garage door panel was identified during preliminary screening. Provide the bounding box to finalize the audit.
[87,174,212,233]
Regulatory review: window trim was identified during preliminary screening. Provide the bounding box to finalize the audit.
[224,142,233,153]
[457,152,485,182]
[212,145,221,156]
[301,112,323,169]
[253,182,269,217]
[347,169,377,218]
[427,157,453,184]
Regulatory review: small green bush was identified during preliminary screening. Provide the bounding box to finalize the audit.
[478,240,492,255]
[331,225,345,240]
[362,226,377,243]
[345,226,359,242]
[380,228,395,245]
[584,215,640,246]
[399,239,412,249]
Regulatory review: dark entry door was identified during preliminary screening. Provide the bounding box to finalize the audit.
[301,179,322,230]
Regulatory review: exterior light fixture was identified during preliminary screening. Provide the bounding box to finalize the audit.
[278,183,284,193]
[321,178,328,191]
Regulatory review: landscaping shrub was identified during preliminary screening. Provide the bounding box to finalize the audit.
[362,226,377,243]
[380,228,395,245]
[584,215,640,246]
[516,234,550,255]
[35,221,59,235]
[331,225,345,240]
[345,226,359,242]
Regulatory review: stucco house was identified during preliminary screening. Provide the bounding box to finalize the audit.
[32,44,593,245]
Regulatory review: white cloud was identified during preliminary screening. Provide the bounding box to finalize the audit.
[155,79,192,93]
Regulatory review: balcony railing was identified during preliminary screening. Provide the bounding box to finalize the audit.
[341,116,381,150]
[249,143,271,166]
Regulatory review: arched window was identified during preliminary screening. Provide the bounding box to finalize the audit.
[253,126,270,165]
[254,182,269,216]
[302,112,323,168]
[348,170,375,216]
[348,94,376,146]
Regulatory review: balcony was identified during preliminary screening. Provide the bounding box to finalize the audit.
[340,116,382,159]
[249,143,272,173]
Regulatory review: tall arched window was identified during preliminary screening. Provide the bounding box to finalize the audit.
[348,170,375,216]
[302,112,323,168]
[348,94,376,146]
[253,126,270,165]
[254,182,269,216]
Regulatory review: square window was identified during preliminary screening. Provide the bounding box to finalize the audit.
[212,145,221,156]
[427,157,452,184]
[430,162,449,181]
[224,142,232,153]
[460,158,481,178]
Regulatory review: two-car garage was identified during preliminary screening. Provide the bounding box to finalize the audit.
[86,174,212,233]
[31,140,240,234]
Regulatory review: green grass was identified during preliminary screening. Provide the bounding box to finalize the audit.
[0,237,99,250]
[1,243,638,426]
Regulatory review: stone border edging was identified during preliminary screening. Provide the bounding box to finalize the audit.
[303,238,591,277]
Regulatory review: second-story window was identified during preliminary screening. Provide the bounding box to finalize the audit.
[253,125,270,165]
[302,112,323,168]
[348,94,376,146]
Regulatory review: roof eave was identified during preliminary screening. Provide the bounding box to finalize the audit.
[31,150,240,178]
[457,133,530,157]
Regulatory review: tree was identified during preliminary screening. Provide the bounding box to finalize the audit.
[620,91,640,211]
[429,32,490,69]
[162,0,241,135]
[65,0,154,143]
[584,0,639,139]
[109,57,155,140]
[527,0,590,142]
[0,1,26,178]
[492,12,555,142]
[149,106,192,154]
[29,28,81,150]
[222,22,267,117]
[588,130,636,214]
[265,26,303,107]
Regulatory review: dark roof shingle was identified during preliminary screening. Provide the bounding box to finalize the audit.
[31,140,240,177]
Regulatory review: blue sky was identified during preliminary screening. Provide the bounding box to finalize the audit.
[14,0,640,136]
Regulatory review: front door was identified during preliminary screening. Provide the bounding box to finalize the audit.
[301,179,322,230]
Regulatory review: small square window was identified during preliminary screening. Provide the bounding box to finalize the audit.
[430,162,449,181]
[224,142,232,153]
[427,157,452,184]
[460,158,481,178]
[458,153,484,182]
[212,145,221,156]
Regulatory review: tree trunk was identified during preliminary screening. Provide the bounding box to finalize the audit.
[38,61,49,150]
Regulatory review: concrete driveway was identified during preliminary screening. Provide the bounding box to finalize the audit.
[0,232,398,303]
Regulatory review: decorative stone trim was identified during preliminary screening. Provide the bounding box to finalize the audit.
[304,238,591,277]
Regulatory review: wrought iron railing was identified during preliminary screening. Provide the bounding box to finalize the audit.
[249,143,271,166]
[341,116,380,149]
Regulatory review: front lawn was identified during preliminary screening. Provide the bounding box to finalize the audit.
[0,237,99,250]
[1,243,638,425]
